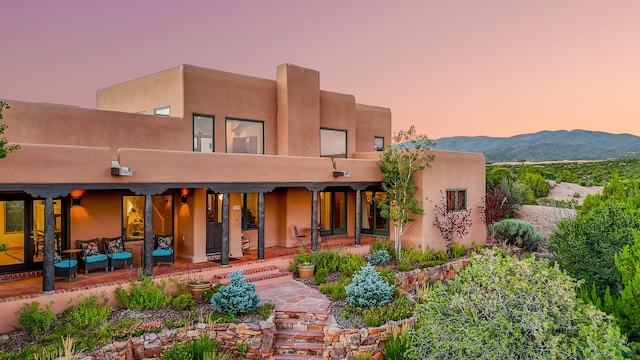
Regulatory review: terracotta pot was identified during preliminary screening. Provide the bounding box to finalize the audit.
[297,264,315,279]
[189,282,212,300]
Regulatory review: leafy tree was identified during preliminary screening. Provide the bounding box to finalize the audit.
[378,125,435,259]
[0,100,20,159]
[407,249,629,359]
[433,192,472,256]
[520,171,550,198]
[548,199,640,295]
[614,230,640,343]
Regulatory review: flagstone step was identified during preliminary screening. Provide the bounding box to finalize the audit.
[276,329,325,343]
[273,354,324,360]
[213,265,293,286]
[275,317,329,332]
[274,340,324,356]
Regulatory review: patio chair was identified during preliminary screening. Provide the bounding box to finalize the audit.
[54,251,77,282]
[103,236,133,272]
[293,224,307,247]
[76,238,109,275]
[152,234,174,266]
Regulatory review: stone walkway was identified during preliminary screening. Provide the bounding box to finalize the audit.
[257,280,330,314]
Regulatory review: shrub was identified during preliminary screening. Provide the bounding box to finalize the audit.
[338,252,366,277]
[203,283,222,303]
[490,219,545,252]
[384,323,411,360]
[251,300,275,320]
[548,199,640,295]
[320,282,347,300]
[114,277,172,310]
[370,239,396,259]
[450,243,469,258]
[406,249,629,359]
[159,336,224,360]
[68,294,112,329]
[395,257,411,271]
[17,301,56,333]
[365,249,390,266]
[293,247,312,266]
[314,267,329,284]
[211,271,260,315]
[173,293,195,311]
[345,265,394,307]
[614,230,640,343]
[310,249,340,272]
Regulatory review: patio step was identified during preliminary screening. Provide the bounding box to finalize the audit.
[273,354,323,360]
[213,265,293,286]
[274,310,327,358]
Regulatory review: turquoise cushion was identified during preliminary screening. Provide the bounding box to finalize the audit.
[82,254,108,263]
[109,251,132,260]
[55,259,77,268]
[152,249,173,257]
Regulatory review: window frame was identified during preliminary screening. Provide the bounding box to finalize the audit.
[320,128,348,158]
[446,189,467,212]
[121,194,174,241]
[374,136,384,151]
[225,118,265,154]
[193,114,215,152]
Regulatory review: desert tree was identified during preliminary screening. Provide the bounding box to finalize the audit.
[377,125,435,259]
[0,100,20,159]
[433,191,472,256]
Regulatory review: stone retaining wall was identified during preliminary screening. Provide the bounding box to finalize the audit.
[79,259,470,360]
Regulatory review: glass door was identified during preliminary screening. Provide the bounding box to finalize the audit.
[319,191,347,236]
[0,199,28,271]
[361,191,389,236]
[206,192,223,255]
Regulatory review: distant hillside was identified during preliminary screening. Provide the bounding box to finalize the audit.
[431,130,640,163]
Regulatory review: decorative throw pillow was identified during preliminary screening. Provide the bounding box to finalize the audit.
[54,251,62,263]
[82,242,99,257]
[156,236,173,250]
[106,238,124,253]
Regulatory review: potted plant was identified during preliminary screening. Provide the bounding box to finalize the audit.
[294,248,315,279]
[188,276,212,300]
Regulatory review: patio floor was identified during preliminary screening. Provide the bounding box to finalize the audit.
[0,236,378,300]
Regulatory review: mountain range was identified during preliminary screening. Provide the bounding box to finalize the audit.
[431,130,640,163]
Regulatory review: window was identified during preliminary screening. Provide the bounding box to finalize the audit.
[135,110,147,115]
[154,106,170,116]
[320,129,347,158]
[446,189,467,212]
[240,193,258,230]
[226,119,264,154]
[374,136,384,151]
[122,195,174,241]
[193,115,214,152]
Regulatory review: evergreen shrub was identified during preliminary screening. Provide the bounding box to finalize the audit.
[365,249,390,266]
[490,218,545,252]
[345,264,394,307]
[211,271,260,315]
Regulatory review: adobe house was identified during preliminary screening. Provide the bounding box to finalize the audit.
[0,63,486,292]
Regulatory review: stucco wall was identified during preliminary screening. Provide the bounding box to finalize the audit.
[355,104,392,153]
[96,65,184,117]
[403,150,487,251]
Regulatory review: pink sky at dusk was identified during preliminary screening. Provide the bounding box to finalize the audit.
[2,0,640,139]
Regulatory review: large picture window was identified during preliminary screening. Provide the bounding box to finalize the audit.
[193,115,214,152]
[240,193,258,230]
[446,189,467,212]
[320,129,347,158]
[226,119,264,154]
[122,195,174,241]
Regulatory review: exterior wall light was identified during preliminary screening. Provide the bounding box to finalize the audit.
[71,197,81,206]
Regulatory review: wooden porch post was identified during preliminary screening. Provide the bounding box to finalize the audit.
[355,189,362,246]
[143,194,153,277]
[42,197,55,294]
[221,193,229,267]
[311,190,319,250]
[258,192,265,261]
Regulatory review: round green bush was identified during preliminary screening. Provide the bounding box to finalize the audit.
[490,219,544,252]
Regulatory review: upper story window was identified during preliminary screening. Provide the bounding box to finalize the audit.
[446,189,467,212]
[193,115,214,152]
[320,128,347,158]
[226,118,264,154]
[374,136,384,151]
[135,110,147,115]
[154,106,170,116]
